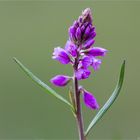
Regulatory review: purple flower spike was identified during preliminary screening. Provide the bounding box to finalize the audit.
[52,47,71,64]
[83,90,99,110]
[65,40,77,57]
[85,47,107,57]
[69,8,95,45]
[76,68,91,80]
[50,75,71,87]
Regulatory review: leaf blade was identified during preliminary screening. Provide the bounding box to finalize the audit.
[85,60,125,136]
[13,57,73,109]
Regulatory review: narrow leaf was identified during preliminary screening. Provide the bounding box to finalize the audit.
[13,57,73,109]
[85,60,125,136]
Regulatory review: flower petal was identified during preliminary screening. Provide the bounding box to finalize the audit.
[83,38,95,49]
[81,56,92,68]
[69,26,76,42]
[50,75,71,87]
[52,47,71,64]
[76,27,82,41]
[85,47,107,57]
[83,90,99,110]
[92,58,102,71]
[75,68,91,80]
[65,40,77,57]
[84,26,91,38]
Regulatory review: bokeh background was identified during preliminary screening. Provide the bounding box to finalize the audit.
[0,1,139,139]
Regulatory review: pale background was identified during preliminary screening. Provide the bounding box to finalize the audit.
[0,1,139,139]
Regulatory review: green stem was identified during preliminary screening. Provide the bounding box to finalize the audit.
[73,57,86,140]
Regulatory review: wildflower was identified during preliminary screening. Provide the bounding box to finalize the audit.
[51,8,107,110]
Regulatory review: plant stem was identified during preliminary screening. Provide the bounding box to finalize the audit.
[73,57,86,140]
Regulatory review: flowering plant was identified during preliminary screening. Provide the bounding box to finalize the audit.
[14,8,125,140]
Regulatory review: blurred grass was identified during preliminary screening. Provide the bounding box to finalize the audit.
[0,1,139,139]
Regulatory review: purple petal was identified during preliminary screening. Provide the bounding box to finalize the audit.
[83,38,95,49]
[65,40,77,57]
[52,47,70,64]
[75,27,81,41]
[84,26,91,38]
[81,25,85,32]
[50,75,70,87]
[81,56,92,68]
[92,58,102,71]
[83,90,99,110]
[69,26,76,42]
[89,30,96,39]
[75,68,91,80]
[85,47,107,57]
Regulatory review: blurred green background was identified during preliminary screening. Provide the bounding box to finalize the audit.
[0,1,139,139]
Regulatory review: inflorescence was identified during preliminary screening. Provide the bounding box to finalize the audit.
[50,8,107,110]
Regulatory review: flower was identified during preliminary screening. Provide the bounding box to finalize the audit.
[51,8,107,83]
[65,40,77,57]
[51,8,107,113]
[81,56,102,71]
[50,75,71,87]
[84,47,107,57]
[83,89,99,110]
[92,58,102,71]
[52,47,71,64]
[75,68,91,80]
[81,56,93,69]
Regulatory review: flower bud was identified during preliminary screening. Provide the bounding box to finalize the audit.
[84,26,91,38]
[89,30,96,39]
[81,8,92,24]
[69,26,76,42]
[75,27,82,41]
[50,75,71,87]
[83,38,95,49]
[83,90,99,110]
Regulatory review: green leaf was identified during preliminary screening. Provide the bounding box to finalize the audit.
[13,57,73,109]
[85,60,125,136]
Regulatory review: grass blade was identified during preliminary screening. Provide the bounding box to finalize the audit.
[13,57,73,109]
[85,60,125,136]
